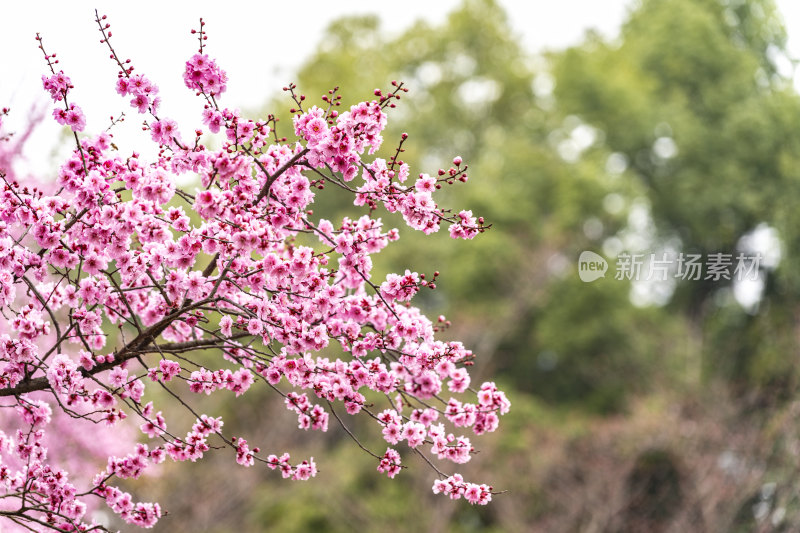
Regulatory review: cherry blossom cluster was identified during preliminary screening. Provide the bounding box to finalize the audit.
[432,474,493,505]
[115,74,161,115]
[285,392,329,431]
[264,452,317,481]
[41,69,85,133]
[377,448,402,478]
[0,11,504,532]
[183,53,228,96]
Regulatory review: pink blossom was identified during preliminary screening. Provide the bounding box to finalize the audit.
[220,315,233,337]
[183,53,228,96]
[65,105,86,132]
[150,118,180,145]
[378,448,402,478]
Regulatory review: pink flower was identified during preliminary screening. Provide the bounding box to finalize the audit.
[116,77,131,96]
[42,71,71,101]
[202,108,224,133]
[377,448,402,478]
[220,315,233,337]
[130,93,150,113]
[183,53,228,96]
[65,105,86,132]
[159,359,181,381]
[292,458,317,480]
[109,366,128,388]
[82,252,107,275]
[150,118,180,145]
[415,174,436,193]
[382,422,402,445]
[247,318,261,335]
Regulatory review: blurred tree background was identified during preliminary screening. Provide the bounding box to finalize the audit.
[142,0,800,530]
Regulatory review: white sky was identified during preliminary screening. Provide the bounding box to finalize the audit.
[1,0,799,174]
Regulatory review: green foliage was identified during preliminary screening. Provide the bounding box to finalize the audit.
[511,277,656,413]
[552,0,800,389]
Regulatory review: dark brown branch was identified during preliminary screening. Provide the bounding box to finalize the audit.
[0,297,215,397]
[138,332,250,354]
[253,148,309,204]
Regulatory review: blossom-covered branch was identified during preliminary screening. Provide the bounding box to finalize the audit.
[0,13,507,531]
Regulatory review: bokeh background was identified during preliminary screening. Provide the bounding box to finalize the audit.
[5,0,800,531]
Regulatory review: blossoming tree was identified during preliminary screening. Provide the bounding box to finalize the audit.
[0,13,510,531]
